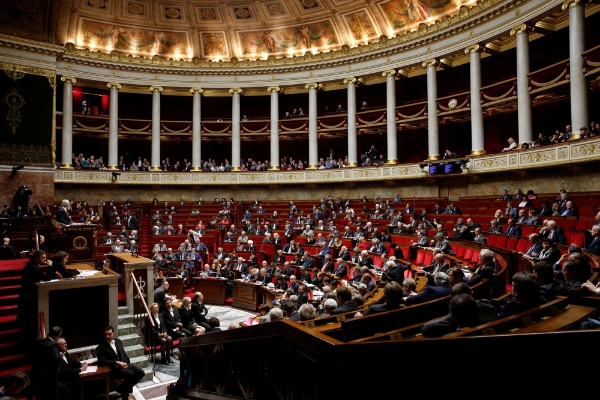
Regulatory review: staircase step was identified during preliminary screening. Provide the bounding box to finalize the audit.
[129,355,149,370]
[118,314,133,325]
[0,304,17,317]
[118,306,129,315]
[124,344,145,358]
[118,323,138,336]
[140,367,154,383]
[0,294,19,306]
[0,285,21,296]
[119,333,140,347]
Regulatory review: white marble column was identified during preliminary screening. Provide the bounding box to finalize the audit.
[510,24,533,144]
[465,45,485,155]
[190,88,203,170]
[149,86,163,170]
[305,83,320,169]
[267,86,281,170]
[229,88,243,171]
[422,60,440,160]
[564,0,588,139]
[106,83,121,170]
[344,77,359,167]
[60,76,76,168]
[382,70,398,164]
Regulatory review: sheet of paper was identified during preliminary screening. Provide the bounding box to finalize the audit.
[79,366,98,374]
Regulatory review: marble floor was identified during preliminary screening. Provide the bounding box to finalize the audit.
[129,305,256,400]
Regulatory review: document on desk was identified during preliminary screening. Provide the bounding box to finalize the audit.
[79,270,100,277]
[79,366,98,374]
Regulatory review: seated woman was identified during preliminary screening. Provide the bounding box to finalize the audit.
[146,302,172,364]
[247,250,258,267]
[179,297,206,336]
[305,234,316,246]
[494,209,505,225]
[274,274,288,291]
[51,251,80,278]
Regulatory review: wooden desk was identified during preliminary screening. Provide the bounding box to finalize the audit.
[79,365,110,400]
[193,278,228,305]
[167,277,184,300]
[232,280,263,311]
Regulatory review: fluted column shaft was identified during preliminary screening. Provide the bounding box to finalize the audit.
[511,25,533,143]
[382,71,398,163]
[466,46,485,155]
[345,78,358,166]
[268,86,281,170]
[306,83,319,169]
[149,86,163,170]
[566,0,588,138]
[191,88,203,170]
[423,60,440,160]
[107,83,121,170]
[60,76,76,168]
[230,88,243,171]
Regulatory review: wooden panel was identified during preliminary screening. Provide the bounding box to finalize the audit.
[167,277,184,300]
[232,281,262,311]
[193,278,228,305]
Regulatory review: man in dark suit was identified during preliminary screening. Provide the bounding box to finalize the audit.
[585,226,600,255]
[31,326,63,400]
[330,287,360,316]
[404,272,451,305]
[97,326,144,400]
[333,258,347,278]
[521,233,543,257]
[363,282,403,315]
[154,281,170,309]
[357,250,373,269]
[162,298,189,338]
[233,257,249,275]
[321,254,335,273]
[526,210,541,226]
[257,268,272,285]
[191,292,210,331]
[17,250,57,340]
[127,212,139,230]
[423,253,449,275]
[468,249,498,285]
[205,317,222,333]
[0,237,16,259]
[57,337,87,396]
[505,218,522,237]
[443,149,458,159]
[55,200,72,225]
[382,260,410,284]
[338,246,351,261]
[539,220,567,245]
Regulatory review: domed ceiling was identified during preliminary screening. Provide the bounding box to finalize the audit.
[0,0,478,60]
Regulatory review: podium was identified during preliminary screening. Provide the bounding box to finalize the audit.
[62,224,97,263]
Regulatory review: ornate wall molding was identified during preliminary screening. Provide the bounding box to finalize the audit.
[53,137,600,185]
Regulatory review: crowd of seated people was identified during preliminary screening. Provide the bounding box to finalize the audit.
[502,120,598,151]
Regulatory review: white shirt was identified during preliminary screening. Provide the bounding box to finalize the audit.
[109,340,117,355]
[152,313,161,327]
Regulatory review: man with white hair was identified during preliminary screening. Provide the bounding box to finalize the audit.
[302,224,314,237]
[269,308,284,322]
[110,239,124,254]
[585,226,600,255]
[539,220,567,245]
[298,303,316,321]
[55,200,72,225]
[319,298,338,318]
[357,250,373,268]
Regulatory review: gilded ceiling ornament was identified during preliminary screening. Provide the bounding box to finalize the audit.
[200,8,217,20]
[3,88,25,135]
[267,3,284,15]
[301,0,318,9]
[88,0,107,8]
[128,3,144,15]
[3,68,25,81]
[165,8,181,19]
[235,8,251,19]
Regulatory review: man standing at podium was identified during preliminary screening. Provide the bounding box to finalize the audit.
[55,200,72,225]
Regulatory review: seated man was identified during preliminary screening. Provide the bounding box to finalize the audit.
[298,303,316,321]
[404,272,451,305]
[421,282,498,337]
[97,326,144,400]
[533,261,568,301]
[362,281,403,315]
[498,271,547,318]
[162,298,188,339]
[422,253,449,276]
[329,287,360,316]
[468,249,498,285]
[57,337,88,397]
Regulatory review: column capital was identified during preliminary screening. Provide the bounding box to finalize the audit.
[61,76,76,84]
[422,59,440,68]
[107,83,121,90]
[149,86,163,92]
[190,87,204,94]
[343,77,364,86]
[562,0,582,10]
[267,86,283,93]
[305,83,322,91]
[381,69,397,77]
[509,24,533,36]
[464,44,487,54]
[229,87,244,95]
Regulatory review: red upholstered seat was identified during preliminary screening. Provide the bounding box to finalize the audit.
[564,217,576,230]
[516,239,529,253]
[422,252,433,267]
[415,250,425,266]
[486,235,498,247]
[495,236,507,249]
[455,246,466,259]
[570,232,584,247]
[506,237,517,251]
